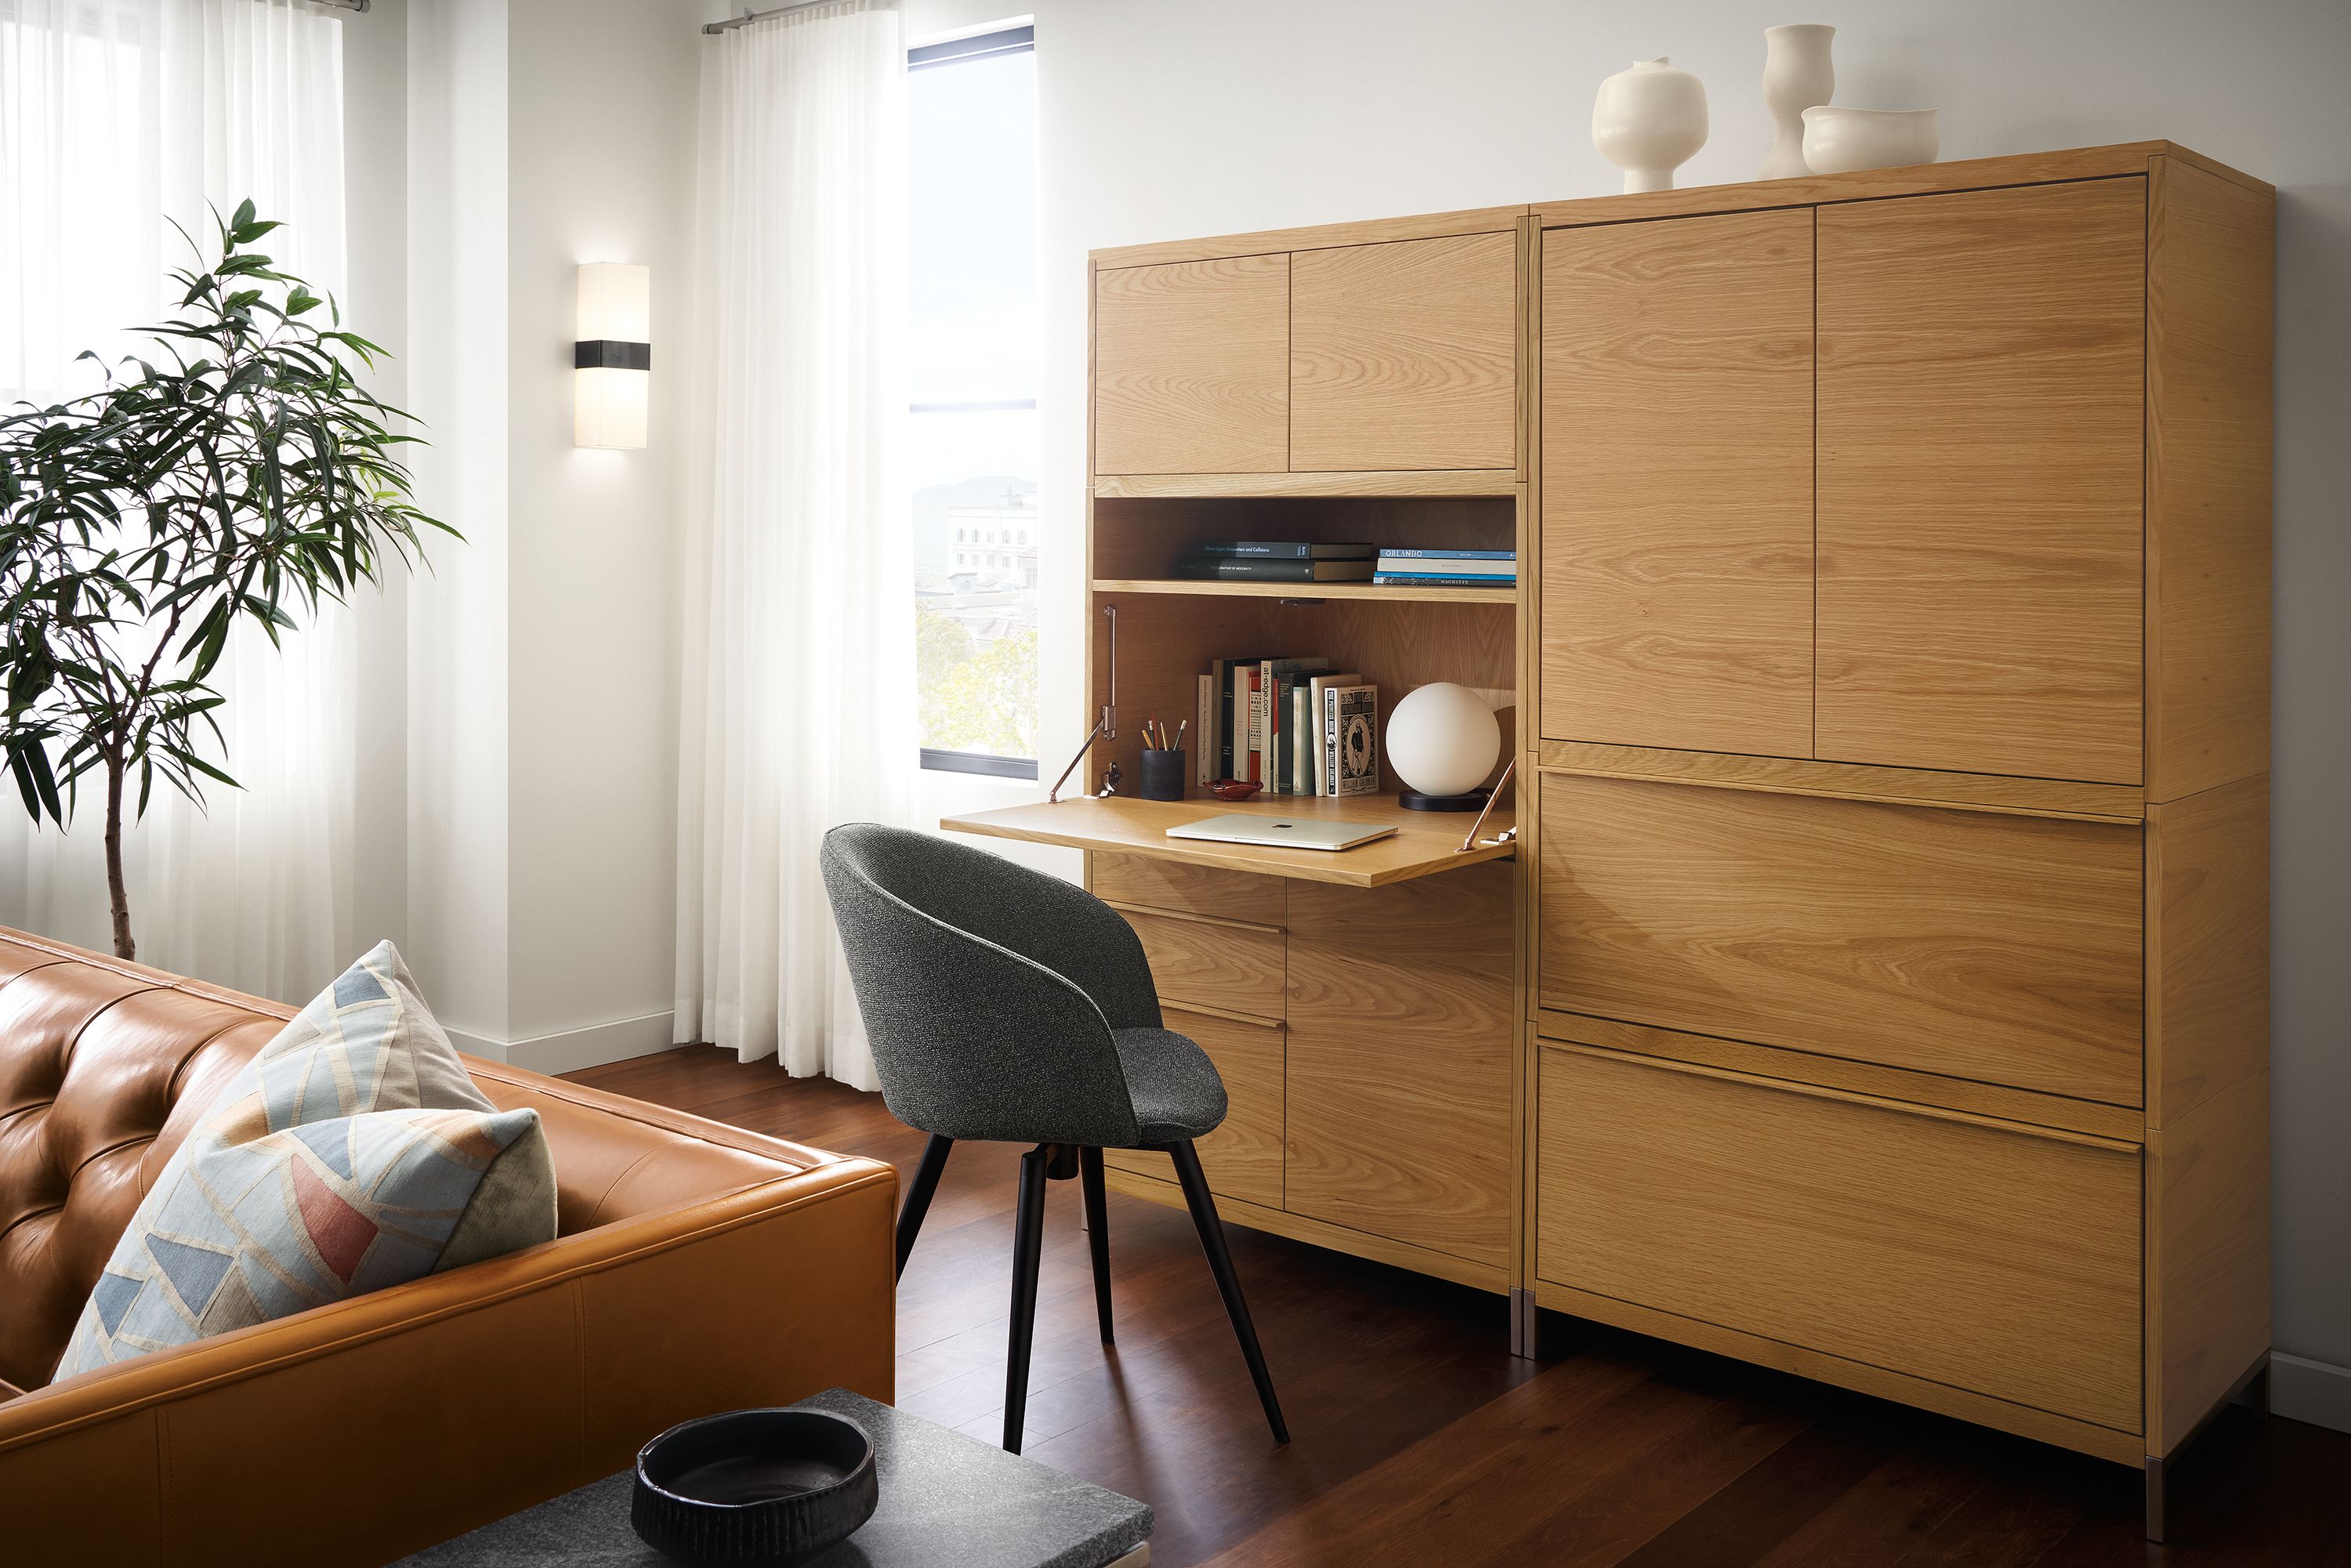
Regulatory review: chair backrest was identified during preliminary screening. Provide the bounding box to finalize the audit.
[820,824,1153,1148]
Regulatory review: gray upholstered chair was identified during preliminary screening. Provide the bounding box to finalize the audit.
[819,822,1288,1454]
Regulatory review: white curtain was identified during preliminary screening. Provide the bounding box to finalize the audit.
[0,0,355,1001]
[676,0,911,1090]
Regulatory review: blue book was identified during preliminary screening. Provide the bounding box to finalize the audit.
[1375,548,1517,561]
[1374,573,1517,587]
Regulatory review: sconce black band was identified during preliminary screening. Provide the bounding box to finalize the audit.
[575,339,651,371]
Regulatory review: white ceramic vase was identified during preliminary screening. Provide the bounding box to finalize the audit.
[1801,106,1941,174]
[1592,57,1709,194]
[1759,25,1834,179]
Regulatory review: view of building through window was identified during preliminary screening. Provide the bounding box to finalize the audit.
[909,27,1039,773]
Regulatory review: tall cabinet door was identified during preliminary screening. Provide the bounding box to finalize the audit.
[1541,210,1817,756]
[1817,179,2146,783]
[1094,255,1290,475]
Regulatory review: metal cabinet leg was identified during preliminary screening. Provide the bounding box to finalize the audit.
[1509,1287,1538,1360]
[2143,1455,2166,1544]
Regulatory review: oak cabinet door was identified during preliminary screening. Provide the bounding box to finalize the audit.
[1282,863,1514,1269]
[1817,179,2146,783]
[1094,255,1289,475]
[1289,232,1517,471]
[1541,210,1817,755]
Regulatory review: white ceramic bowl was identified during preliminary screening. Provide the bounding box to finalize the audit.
[1801,106,1940,175]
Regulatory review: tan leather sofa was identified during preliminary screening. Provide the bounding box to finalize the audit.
[0,928,898,1566]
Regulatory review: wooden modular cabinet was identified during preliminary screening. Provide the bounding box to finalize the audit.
[1092,215,1521,479]
[1528,144,2273,1526]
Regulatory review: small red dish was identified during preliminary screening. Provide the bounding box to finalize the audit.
[1204,779,1264,802]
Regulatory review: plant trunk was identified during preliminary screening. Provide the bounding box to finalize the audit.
[104,755,135,961]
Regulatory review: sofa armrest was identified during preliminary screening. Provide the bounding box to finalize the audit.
[0,1104,897,1567]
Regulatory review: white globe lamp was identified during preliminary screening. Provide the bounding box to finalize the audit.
[1386,683,1502,811]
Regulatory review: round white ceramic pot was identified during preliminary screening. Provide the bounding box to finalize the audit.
[1800,106,1940,174]
[1592,57,1709,194]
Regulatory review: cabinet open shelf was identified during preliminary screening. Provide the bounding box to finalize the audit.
[1092,577,1517,605]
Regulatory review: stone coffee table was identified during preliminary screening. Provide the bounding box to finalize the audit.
[397,1388,1152,1568]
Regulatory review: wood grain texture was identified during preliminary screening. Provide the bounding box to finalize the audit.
[1531,1280,2144,1466]
[1091,468,1517,498]
[1116,904,1285,1020]
[1538,1045,2144,1434]
[1535,773,2144,1103]
[1089,851,1286,928]
[1094,255,1289,475]
[1090,204,1527,270]
[1284,862,1516,1269]
[1291,233,1518,471]
[1097,1165,1509,1295]
[1540,209,1816,756]
[1532,1008,2146,1144]
[1105,1006,1285,1208]
[2147,1070,2270,1457]
[2146,158,2275,802]
[1534,741,2146,824]
[946,791,1516,889]
[1090,578,1516,605]
[1816,179,2147,784]
[1532,140,2266,229]
[2146,775,2269,1130]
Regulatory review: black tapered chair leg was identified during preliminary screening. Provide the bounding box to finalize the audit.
[1168,1140,1289,1444]
[1002,1145,1052,1454]
[1079,1146,1114,1343]
[894,1134,953,1280]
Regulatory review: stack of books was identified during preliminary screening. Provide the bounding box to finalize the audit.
[1371,547,1518,587]
[1196,656,1378,797]
[1174,541,1376,582]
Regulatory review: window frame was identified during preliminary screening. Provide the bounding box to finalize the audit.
[909,21,1041,780]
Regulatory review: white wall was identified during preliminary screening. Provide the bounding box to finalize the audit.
[906,0,2351,1427]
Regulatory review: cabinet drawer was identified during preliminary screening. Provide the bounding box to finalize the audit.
[1107,1007,1284,1208]
[1092,852,1284,929]
[1536,773,2143,1104]
[1121,907,1284,1020]
[1538,1046,2143,1432]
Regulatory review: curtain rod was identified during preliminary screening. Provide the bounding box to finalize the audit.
[703,0,859,34]
[311,0,370,13]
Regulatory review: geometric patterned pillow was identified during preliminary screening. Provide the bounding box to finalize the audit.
[53,942,557,1378]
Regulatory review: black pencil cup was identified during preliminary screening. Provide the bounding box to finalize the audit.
[1138,748,1186,801]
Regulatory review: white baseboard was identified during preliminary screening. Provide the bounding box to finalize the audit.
[2271,1352,2351,1436]
[446,1010,677,1076]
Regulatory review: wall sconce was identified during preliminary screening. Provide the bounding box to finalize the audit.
[575,262,650,449]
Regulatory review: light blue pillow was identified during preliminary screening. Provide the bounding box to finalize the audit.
[56,942,556,1378]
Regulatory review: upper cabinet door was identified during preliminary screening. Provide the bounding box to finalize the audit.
[1541,209,1816,755]
[1094,255,1289,475]
[1817,180,2146,783]
[1290,232,1517,471]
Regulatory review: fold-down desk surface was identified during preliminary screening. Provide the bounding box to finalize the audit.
[940,790,1514,889]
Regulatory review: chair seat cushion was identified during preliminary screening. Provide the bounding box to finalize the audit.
[1110,1028,1228,1144]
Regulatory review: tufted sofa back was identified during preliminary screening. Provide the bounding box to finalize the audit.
[0,930,294,1394]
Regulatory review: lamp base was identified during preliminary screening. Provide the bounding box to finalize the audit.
[1398,786,1493,813]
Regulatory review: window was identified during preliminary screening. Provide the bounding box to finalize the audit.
[908,24,1039,779]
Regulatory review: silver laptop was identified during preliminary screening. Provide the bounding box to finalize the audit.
[1165,813,1398,853]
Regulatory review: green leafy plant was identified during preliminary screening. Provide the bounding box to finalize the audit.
[0,201,451,960]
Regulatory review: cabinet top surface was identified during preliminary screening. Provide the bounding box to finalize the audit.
[942,791,1517,888]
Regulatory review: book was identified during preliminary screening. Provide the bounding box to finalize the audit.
[1324,683,1379,797]
[1287,683,1313,800]
[1373,556,1518,577]
[1175,557,1378,582]
[1375,548,1517,560]
[1257,657,1331,792]
[1197,541,1377,559]
[1210,657,1257,781]
[1305,672,1360,795]
[1197,673,1215,785]
[1372,574,1518,587]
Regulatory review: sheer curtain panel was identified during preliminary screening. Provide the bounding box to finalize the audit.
[675,0,913,1088]
[0,0,356,1001]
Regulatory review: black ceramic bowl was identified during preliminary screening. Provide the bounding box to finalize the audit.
[631,1408,878,1567]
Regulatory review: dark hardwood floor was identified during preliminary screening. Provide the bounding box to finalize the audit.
[568,1046,2349,1568]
